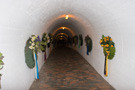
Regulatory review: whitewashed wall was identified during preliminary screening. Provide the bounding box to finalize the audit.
[0,1,50,90]
[0,0,135,90]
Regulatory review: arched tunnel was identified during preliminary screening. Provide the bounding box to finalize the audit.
[0,0,135,90]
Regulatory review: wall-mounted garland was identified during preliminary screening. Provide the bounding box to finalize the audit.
[100,35,116,76]
[0,52,4,75]
[78,34,83,48]
[47,33,53,48]
[42,33,49,52]
[42,33,49,61]
[85,35,92,55]
[73,35,78,47]
[0,52,4,88]
[68,37,73,46]
[25,38,35,69]
[48,33,53,54]
[25,35,45,79]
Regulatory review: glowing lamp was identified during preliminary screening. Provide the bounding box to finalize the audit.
[65,15,69,19]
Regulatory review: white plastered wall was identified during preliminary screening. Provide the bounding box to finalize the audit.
[0,0,135,90]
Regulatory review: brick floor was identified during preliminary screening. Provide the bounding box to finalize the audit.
[30,47,115,90]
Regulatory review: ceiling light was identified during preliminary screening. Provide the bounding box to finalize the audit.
[65,15,69,20]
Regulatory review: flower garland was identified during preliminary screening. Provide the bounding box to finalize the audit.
[25,38,35,69]
[78,34,83,48]
[29,35,44,53]
[29,35,45,79]
[42,33,49,52]
[85,35,92,55]
[68,37,73,46]
[42,33,49,61]
[100,35,115,59]
[100,35,116,76]
[47,33,53,48]
[0,52,4,88]
[25,35,45,79]
[73,35,78,47]
[0,52,4,76]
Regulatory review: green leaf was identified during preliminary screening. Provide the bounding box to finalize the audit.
[0,60,3,65]
[108,47,116,60]
[102,35,104,39]
[39,46,44,51]
[0,53,2,57]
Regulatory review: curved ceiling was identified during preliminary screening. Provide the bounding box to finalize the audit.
[0,0,135,90]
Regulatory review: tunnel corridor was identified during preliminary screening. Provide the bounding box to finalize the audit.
[0,0,135,90]
[30,47,114,90]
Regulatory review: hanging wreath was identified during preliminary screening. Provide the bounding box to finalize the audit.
[73,35,78,47]
[0,52,4,76]
[68,37,72,46]
[52,37,56,48]
[78,34,83,48]
[47,33,53,48]
[42,33,49,52]
[85,35,92,55]
[25,38,35,69]
[100,35,116,76]
[25,35,45,79]
[100,35,115,59]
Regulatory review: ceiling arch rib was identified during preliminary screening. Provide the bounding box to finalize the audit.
[52,27,75,37]
[57,36,67,40]
[56,35,68,40]
[56,33,68,38]
[56,34,68,40]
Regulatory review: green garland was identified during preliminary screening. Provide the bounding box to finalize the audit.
[48,33,53,48]
[42,33,49,52]
[73,35,78,47]
[78,34,83,48]
[85,35,92,53]
[25,38,35,68]
[100,35,116,59]
[25,35,45,69]
[0,52,4,76]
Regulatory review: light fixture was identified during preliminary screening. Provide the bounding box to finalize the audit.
[62,27,65,30]
[65,15,69,20]
[60,38,63,40]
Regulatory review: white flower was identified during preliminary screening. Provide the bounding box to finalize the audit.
[32,47,35,50]
[31,36,37,41]
[31,38,34,42]
[32,43,35,46]
[36,45,38,47]
[29,46,33,49]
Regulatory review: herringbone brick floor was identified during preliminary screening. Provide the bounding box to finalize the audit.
[30,47,115,90]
